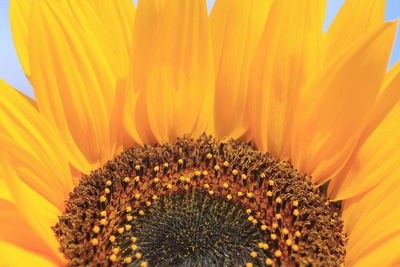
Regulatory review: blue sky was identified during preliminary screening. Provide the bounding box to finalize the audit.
[0,0,399,98]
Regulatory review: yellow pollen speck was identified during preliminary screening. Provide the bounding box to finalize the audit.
[282,228,289,235]
[125,224,132,231]
[246,192,254,198]
[286,239,293,246]
[135,165,141,170]
[275,214,282,220]
[106,180,112,186]
[90,238,98,246]
[179,176,186,181]
[275,250,282,257]
[261,225,268,230]
[242,174,247,180]
[127,215,133,221]
[138,210,145,215]
[293,244,299,251]
[131,236,138,242]
[123,177,130,183]
[195,171,201,176]
[202,171,209,176]
[250,251,258,258]
[146,201,152,206]
[163,163,169,168]
[109,254,118,262]
[295,231,301,237]
[109,235,116,243]
[246,209,252,214]
[252,219,258,224]
[258,242,269,250]
[93,225,100,233]
[104,188,110,194]
[206,153,213,159]
[134,193,141,199]
[238,192,243,197]
[293,200,299,206]
[269,180,275,186]
[100,195,107,202]
[100,210,107,217]
[185,177,191,182]
[153,177,160,183]
[271,234,277,240]
[204,184,210,189]
[167,184,173,189]
[112,247,120,254]
[260,173,266,179]
[293,209,300,216]
[267,191,273,197]
[226,194,232,200]
[276,197,282,203]
[131,244,139,250]
[126,206,132,212]
[223,161,229,167]
[100,218,107,225]
[135,252,142,259]
[265,258,273,265]
[232,169,238,175]
[152,195,158,200]
[208,190,214,195]
[214,165,220,171]
[178,159,184,164]
[124,257,132,264]
[248,216,254,221]
[153,166,159,172]
[246,263,253,267]
[118,227,124,234]
[134,176,140,182]
[140,261,148,267]
[272,223,278,229]
[223,183,229,188]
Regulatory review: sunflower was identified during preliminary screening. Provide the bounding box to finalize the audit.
[1,0,400,266]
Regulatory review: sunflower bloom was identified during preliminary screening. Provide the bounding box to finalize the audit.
[1,0,400,266]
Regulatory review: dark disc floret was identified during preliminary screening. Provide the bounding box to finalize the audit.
[53,135,346,266]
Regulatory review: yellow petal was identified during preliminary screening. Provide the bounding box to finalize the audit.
[329,61,400,199]
[210,0,272,138]
[247,0,326,158]
[291,22,397,184]
[0,241,57,267]
[2,159,65,264]
[0,79,73,209]
[342,170,400,266]
[10,0,32,76]
[0,200,61,264]
[325,0,385,64]
[127,0,214,143]
[29,0,121,173]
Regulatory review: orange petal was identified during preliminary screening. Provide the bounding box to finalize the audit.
[325,0,385,64]
[0,79,73,209]
[0,241,58,267]
[28,0,123,174]
[0,200,62,265]
[329,61,400,199]
[210,0,272,138]
[247,0,326,159]
[342,170,400,266]
[127,0,214,143]
[290,22,397,184]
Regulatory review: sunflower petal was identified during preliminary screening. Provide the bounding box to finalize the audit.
[210,0,272,138]
[325,0,385,64]
[0,200,61,264]
[28,0,123,174]
[0,241,57,267]
[2,159,65,264]
[342,171,400,266]
[0,79,73,209]
[291,22,397,184]
[129,0,214,143]
[10,0,32,76]
[248,0,326,158]
[328,61,400,199]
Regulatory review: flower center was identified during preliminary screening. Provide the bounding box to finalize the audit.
[53,135,346,266]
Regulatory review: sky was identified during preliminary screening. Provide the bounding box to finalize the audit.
[0,0,399,98]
